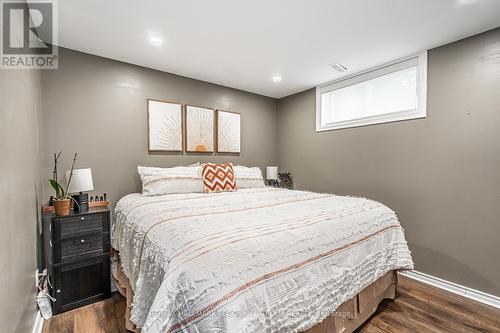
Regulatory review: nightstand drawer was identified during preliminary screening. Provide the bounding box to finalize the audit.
[59,233,108,263]
[55,213,106,238]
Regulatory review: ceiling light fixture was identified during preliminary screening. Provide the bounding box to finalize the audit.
[149,36,163,46]
[272,74,282,83]
[330,63,348,73]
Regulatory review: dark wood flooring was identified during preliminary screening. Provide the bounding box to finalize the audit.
[42,275,500,333]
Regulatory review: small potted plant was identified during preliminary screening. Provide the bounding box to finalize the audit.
[50,152,78,216]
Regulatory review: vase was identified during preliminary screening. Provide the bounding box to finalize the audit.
[53,198,71,216]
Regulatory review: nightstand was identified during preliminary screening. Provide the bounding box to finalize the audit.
[42,206,111,314]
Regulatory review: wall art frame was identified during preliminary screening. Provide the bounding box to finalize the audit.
[147,99,184,153]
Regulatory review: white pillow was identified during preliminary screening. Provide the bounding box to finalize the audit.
[234,165,266,189]
[138,165,203,195]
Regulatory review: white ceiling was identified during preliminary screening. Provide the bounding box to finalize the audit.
[57,0,500,98]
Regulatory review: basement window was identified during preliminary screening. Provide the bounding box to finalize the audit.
[316,52,427,132]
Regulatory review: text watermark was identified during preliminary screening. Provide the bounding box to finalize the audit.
[1,0,58,69]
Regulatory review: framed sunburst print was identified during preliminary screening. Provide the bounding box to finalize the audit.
[186,105,214,153]
[216,110,241,154]
[147,99,183,152]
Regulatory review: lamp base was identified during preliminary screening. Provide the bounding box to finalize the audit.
[266,179,279,187]
[72,192,89,212]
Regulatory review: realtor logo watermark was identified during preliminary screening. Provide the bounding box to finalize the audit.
[1,0,58,69]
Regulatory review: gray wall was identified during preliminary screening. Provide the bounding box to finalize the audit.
[277,29,500,297]
[41,48,277,205]
[0,68,42,331]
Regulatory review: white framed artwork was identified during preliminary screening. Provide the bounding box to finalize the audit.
[147,99,183,152]
[216,110,241,154]
[186,105,214,153]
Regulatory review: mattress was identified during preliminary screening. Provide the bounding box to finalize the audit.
[112,187,413,333]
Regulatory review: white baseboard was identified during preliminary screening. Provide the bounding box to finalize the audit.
[32,310,44,333]
[400,270,500,309]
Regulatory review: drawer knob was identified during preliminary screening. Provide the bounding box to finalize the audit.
[80,217,85,221]
[56,289,61,293]
[80,239,85,243]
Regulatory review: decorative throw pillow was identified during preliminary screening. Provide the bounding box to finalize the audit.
[202,163,236,193]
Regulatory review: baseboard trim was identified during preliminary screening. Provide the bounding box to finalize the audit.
[400,270,500,309]
[32,310,44,333]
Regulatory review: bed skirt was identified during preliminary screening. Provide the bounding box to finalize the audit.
[111,249,398,333]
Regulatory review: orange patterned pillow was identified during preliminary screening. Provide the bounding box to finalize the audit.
[202,163,236,193]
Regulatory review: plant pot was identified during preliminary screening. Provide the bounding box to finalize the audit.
[53,199,71,216]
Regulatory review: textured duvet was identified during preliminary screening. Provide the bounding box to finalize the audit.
[112,188,413,333]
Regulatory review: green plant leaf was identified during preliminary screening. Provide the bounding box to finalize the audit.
[49,179,65,199]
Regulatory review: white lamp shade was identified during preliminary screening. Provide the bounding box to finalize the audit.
[266,166,278,180]
[66,168,94,193]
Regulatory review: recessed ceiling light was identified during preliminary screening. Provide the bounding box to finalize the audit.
[330,63,348,73]
[272,74,282,83]
[149,36,163,46]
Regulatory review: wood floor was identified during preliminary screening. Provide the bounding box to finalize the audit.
[42,275,500,333]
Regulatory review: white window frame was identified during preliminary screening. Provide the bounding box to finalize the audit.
[316,51,427,132]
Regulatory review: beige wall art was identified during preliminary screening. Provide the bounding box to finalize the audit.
[147,99,183,152]
[217,110,241,153]
[186,105,214,153]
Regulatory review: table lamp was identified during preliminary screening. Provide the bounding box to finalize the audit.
[266,166,279,187]
[66,168,94,212]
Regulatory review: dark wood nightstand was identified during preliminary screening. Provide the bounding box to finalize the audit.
[42,206,111,314]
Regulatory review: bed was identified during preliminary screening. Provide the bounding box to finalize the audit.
[111,187,413,333]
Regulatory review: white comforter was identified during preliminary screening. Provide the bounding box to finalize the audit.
[112,188,413,333]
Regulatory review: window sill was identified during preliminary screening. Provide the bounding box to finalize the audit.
[316,109,426,132]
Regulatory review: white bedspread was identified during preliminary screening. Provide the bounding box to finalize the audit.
[112,188,413,333]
